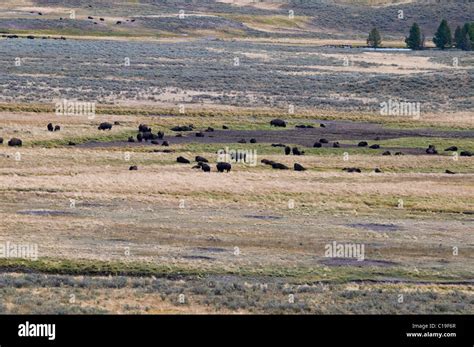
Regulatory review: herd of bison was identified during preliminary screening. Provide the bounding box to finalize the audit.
[1,118,472,174]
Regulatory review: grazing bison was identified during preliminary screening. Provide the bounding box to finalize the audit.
[222,125,229,129]
[68,141,76,146]
[201,163,211,172]
[47,123,54,132]
[292,147,303,155]
[138,124,151,133]
[129,166,138,171]
[171,125,193,132]
[285,146,291,155]
[114,121,120,125]
[272,163,289,170]
[196,132,205,137]
[142,132,156,141]
[271,143,286,147]
[177,156,190,164]
[261,159,275,166]
[0,137,3,144]
[320,123,326,128]
[98,122,112,131]
[128,136,135,143]
[369,144,380,149]
[237,139,246,143]
[382,151,391,156]
[313,142,322,148]
[343,167,361,173]
[445,169,456,174]
[136,133,143,142]
[460,151,472,157]
[54,125,61,131]
[426,145,438,155]
[217,162,231,173]
[294,163,306,171]
[358,141,368,147]
[250,138,257,144]
[270,119,286,127]
[374,168,382,173]
[195,156,208,163]
[8,138,22,147]
[444,146,458,151]
[333,142,340,148]
[157,131,164,139]
[395,152,404,156]
[162,141,169,147]
[319,138,329,144]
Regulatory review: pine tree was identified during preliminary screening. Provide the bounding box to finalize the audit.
[367,28,382,48]
[433,19,452,49]
[405,23,423,50]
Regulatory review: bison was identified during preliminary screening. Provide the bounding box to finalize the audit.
[272,163,289,170]
[358,141,368,147]
[195,156,208,163]
[285,146,291,155]
[201,163,211,172]
[369,144,380,149]
[426,145,438,155]
[333,142,340,148]
[294,163,306,171]
[162,141,169,147]
[292,147,303,155]
[8,138,22,147]
[382,151,391,156]
[47,123,54,132]
[261,159,275,166]
[313,142,322,148]
[54,125,60,131]
[138,124,151,133]
[250,138,257,144]
[270,119,286,127]
[460,151,472,157]
[129,166,138,171]
[444,146,458,151]
[319,138,328,144]
[216,162,231,173]
[98,122,112,131]
[177,156,190,164]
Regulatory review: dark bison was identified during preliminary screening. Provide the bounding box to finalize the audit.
[294,163,306,171]
[138,124,151,133]
[151,140,159,145]
[374,168,382,173]
[358,141,368,147]
[295,124,314,129]
[98,122,112,131]
[444,146,458,151]
[333,142,340,148]
[47,123,54,131]
[8,138,22,147]
[271,143,286,147]
[270,119,286,127]
[250,138,257,143]
[237,139,246,143]
[319,138,329,144]
[460,151,472,157]
[320,123,326,128]
[201,163,211,172]
[343,167,361,173]
[171,125,193,132]
[272,163,289,170]
[54,125,60,131]
[195,156,208,163]
[137,133,143,142]
[129,166,138,171]
[395,152,404,156]
[369,144,380,149]
[162,141,169,147]
[157,131,164,139]
[128,136,135,143]
[217,162,231,173]
[222,125,229,129]
[177,156,190,164]
[285,146,291,155]
[261,159,275,166]
[142,132,156,141]
[382,151,391,156]
[313,142,322,148]
[292,147,303,155]
[0,137,3,144]
[205,127,214,132]
[445,169,456,174]
[196,132,205,138]
[426,145,437,155]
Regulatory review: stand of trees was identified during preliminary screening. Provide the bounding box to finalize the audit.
[368,20,473,51]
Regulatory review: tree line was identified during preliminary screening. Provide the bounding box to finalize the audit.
[366,20,474,50]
